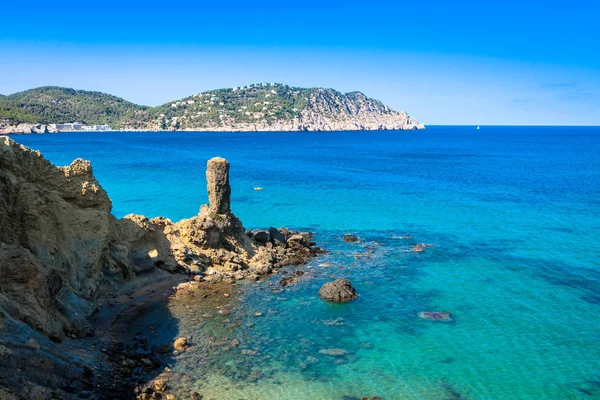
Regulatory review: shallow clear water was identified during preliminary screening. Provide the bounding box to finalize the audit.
[11,126,600,399]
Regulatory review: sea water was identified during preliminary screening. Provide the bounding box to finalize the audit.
[12,126,600,399]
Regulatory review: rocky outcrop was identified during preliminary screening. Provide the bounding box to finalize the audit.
[206,157,231,214]
[318,278,358,302]
[0,136,321,398]
[161,157,321,281]
[0,122,58,134]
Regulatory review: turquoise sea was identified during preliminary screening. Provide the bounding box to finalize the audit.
[13,126,600,399]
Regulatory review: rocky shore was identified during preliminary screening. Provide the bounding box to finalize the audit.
[0,122,59,134]
[0,136,322,399]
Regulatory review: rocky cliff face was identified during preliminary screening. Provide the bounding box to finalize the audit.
[0,121,59,134]
[0,136,321,398]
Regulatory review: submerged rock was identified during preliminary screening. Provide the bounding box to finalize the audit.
[318,348,348,356]
[418,312,452,321]
[279,276,295,287]
[318,278,358,302]
[412,243,433,253]
[342,234,359,243]
[156,343,171,353]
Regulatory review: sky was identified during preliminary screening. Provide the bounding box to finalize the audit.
[1,0,599,125]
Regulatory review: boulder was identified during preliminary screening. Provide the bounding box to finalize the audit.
[318,278,358,302]
[288,233,314,247]
[342,234,358,243]
[174,337,188,352]
[253,230,270,244]
[279,276,295,287]
[153,378,167,392]
[268,227,287,247]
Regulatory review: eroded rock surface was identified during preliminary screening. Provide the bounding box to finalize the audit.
[206,157,231,214]
[0,136,322,398]
[318,278,358,302]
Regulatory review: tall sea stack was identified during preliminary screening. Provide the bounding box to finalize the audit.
[206,157,231,215]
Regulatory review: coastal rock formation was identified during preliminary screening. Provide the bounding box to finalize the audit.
[0,136,321,398]
[0,121,59,134]
[206,157,231,214]
[318,278,358,302]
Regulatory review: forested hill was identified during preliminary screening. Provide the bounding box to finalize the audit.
[0,87,145,126]
[0,84,424,132]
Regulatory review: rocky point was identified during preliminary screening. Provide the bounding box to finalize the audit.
[0,136,322,399]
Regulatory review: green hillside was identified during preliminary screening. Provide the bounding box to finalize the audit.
[141,83,314,129]
[0,87,146,127]
[0,84,423,131]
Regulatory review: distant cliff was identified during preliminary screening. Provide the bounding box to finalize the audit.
[0,84,424,133]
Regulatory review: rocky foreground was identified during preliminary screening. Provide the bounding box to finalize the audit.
[0,136,322,399]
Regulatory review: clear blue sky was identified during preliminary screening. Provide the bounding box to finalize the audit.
[1,0,598,125]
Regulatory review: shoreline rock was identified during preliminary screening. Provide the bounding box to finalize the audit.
[318,278,358,303]
[342,234,359,243]
[0,136,323,398]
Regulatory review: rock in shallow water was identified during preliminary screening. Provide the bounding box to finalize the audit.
[319,348,348,356]
[174,337,188,352]
[342,234,358,243]
[318,278,358,302]
[418,311,452,321]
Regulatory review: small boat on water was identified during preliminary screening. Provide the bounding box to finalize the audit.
[477,126,480,130]
[254,187,263,191]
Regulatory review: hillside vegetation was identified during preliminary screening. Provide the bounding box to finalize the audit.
[0,84,424,131]
[0,87,145,127]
